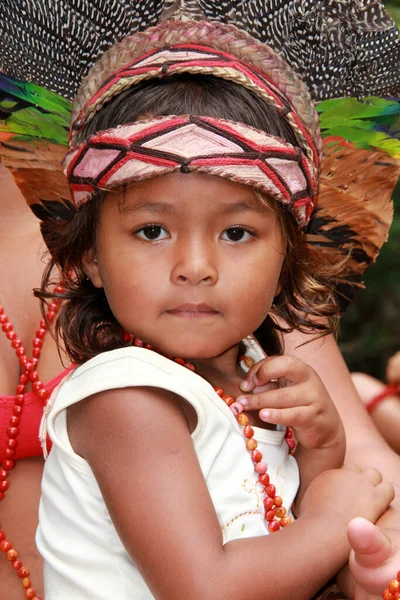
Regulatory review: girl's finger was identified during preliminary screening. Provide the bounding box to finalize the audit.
[239,355,278,392]
[240,355,309,392]
[361,467,383,486]
[237,381,313,411]
[246,404,314,428]
[252,381,279,394]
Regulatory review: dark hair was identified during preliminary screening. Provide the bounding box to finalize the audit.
[38,75,342,364]
[78,75,298,144]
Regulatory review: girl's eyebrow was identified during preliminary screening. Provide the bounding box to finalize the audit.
[120,199,268,216]
[215,201,269,215]
[120,200,178,215]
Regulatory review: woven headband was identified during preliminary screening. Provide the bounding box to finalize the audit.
[66,41,320,228]
[65,114,318,227]
[71,42,319,164]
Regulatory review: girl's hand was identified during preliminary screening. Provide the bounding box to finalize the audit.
[301,469,395,600]
[386,351,400,386]
[238,355,343,451]
[298,466,394,527]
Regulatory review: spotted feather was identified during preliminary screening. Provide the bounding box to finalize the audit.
[0,1,399,100]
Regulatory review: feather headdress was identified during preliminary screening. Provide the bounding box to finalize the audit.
[0,0,399,305]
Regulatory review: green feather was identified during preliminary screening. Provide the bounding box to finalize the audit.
[0,106,70,145]
[317,97,400,158]
[0,74,71,146]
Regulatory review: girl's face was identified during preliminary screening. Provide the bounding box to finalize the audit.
[84,173,285,360]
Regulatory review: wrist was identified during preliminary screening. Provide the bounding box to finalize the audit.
[297,505,352,543]
[295,434,346,504]
[365,384,399,413]
[296,444,345,471]
[296,425,345,456]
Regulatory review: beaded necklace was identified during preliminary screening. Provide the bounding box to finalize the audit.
[0,286,63,600]
[130,338,400,594]
[383,574,400,600]
[130,336,295,533]
[1,318,397,598]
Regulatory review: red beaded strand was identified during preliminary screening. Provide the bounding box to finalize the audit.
[2,312,398,596]
[0,287,64,600]
[132,338,293,533]
[383,573,400,600]
[132,340,400,591]
[214,385,292,532]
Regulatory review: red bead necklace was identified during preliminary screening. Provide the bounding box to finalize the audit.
[2,317,395,597]
[131,338,400,592]
[214,382,293,531]
[0,287,64,600]
[383,574,400,600]
[131,337,294,532]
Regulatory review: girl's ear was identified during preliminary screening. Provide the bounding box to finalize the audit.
[82,251,103,288]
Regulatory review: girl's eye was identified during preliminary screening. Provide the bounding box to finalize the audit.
[221,227,254,243]
[135,225,169,241]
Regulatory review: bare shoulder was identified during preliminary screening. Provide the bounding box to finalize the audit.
[67,386,191,460]
[64,384,225,600]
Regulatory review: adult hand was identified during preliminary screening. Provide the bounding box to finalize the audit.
[347,517,400,599]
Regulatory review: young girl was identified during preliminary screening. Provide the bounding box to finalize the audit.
[33,19,397,597]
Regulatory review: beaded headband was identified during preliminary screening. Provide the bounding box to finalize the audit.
[65,114,318,227]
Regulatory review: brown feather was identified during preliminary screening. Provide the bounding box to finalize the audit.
[307,141,399,278]
[0,140,71,207]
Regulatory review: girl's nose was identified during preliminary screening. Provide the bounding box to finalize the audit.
[170,243,218,286]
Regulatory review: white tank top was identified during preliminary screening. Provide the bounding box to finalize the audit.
[36,339,299,599]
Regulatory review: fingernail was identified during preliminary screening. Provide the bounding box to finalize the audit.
[240,380,251,391]
[237,396,248,406]
[260,410,271,421]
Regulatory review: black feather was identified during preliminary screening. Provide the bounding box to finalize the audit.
[0,1,399,101]
[30,198,76,222]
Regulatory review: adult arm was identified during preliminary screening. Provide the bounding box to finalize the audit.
[352,372,400,455]
[282,331,400,596]
[282,331,400,502]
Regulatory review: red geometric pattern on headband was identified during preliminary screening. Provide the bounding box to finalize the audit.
[71,45,319,169]
[65,115,318,227]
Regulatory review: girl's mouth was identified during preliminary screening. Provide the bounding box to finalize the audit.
[166,303,220,318]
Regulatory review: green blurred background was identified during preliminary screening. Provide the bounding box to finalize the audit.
[386,0,400,25]
[338,0,400,378]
